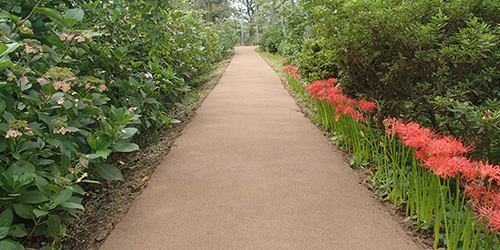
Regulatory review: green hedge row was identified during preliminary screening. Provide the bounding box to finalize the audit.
[0,0,235,248]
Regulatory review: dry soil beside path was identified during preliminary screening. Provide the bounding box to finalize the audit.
[99,46,423,250]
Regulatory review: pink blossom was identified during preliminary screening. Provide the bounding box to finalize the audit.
[59,127,70,135]
[53,81,63,90]
[37,78,47,84]
[61,83,71,92]
[98,84,108,92]
[56,98,65,105]
[19,76,29,83]
[5,129,23,138]
[60,33,68,41]
[76,36,86,42]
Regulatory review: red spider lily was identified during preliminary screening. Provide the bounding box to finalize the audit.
[424,156,472,179]
[293,73,301,79]
[385,118,500,231]
[279,60,285,64]
[282,65,298,74]
[306,78,375,121]
[358,100,377,113]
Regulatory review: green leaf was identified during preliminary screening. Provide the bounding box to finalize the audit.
[13,203,34,220]
[60,202,84,210]
[121,127,138,140]
[0,60,14,70]
[33,209,49,218]
[16,190,49,204]
[35,176,52,197]
[94,163,124,181]
[87,134,112,151]
[144,98,160,104]
[64,184,85,195]
[64,8,84,28]
[0,23,10,34]
[0,239,24,250]
[0,42,20,57]
[2,112,14,122]
[62,100,73,109]
[96,148,112,159]
[0,44,6,56]
[33,7,68,28]
[80,179,101,184]
[47,215,61,238]
[0,209,13,227]
[8,224,27,238]
[54,189,72,204]
[113,142,139,152]
[0,227,8,239]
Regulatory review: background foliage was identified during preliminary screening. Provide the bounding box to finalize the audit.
[0,0,235,248]
[263,0,500,164]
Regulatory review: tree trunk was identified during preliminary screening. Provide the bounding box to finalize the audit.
[207,0,213,22]
[270,0,277,25]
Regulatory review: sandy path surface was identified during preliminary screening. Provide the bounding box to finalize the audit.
[99,46,422,250]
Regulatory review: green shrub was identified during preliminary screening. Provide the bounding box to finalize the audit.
[258,25,284,53]
[0,0,234,248]
[294,38,338,81]
[303,0,500,163]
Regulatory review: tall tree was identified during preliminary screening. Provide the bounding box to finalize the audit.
[190,0,233,23]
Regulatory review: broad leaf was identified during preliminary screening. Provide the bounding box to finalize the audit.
[60,202,84,210]
[34,7,68,28]
[113,142,139,152]
[0,209,13,227]
[87,134,112,151]
[32,209,49,218]
[94,163,124,181]
[0,239,24,250]
[47,215,61,239]
[54,189,72,204]
[12,203,34,220]
[0,227,8,239]
[16,190,49,204]
[96,148,112,159]
[7,224,27,238]
[121,127,138,140]
[64,8,84,27]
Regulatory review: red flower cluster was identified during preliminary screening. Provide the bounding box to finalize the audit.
[384,118,500,231]
[305,78,377,121]
[283,65,298,74]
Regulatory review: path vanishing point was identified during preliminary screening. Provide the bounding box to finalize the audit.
[99,46,423,250]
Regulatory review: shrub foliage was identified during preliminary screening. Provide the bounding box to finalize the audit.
[279,0,500,163]
[0,0,234,248]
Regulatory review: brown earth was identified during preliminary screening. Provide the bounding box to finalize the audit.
[92,46,426,250]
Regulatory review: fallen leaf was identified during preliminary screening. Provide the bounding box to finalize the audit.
[141,176,150,182]
[84,207,93,215]
[117,209,124,212]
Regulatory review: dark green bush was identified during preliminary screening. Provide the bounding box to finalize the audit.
[302,0,500,163]
[258,25,284,53]
[0,0,234,248]
[294,38,338,81]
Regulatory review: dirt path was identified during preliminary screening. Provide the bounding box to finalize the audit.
[99,46,423,250]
